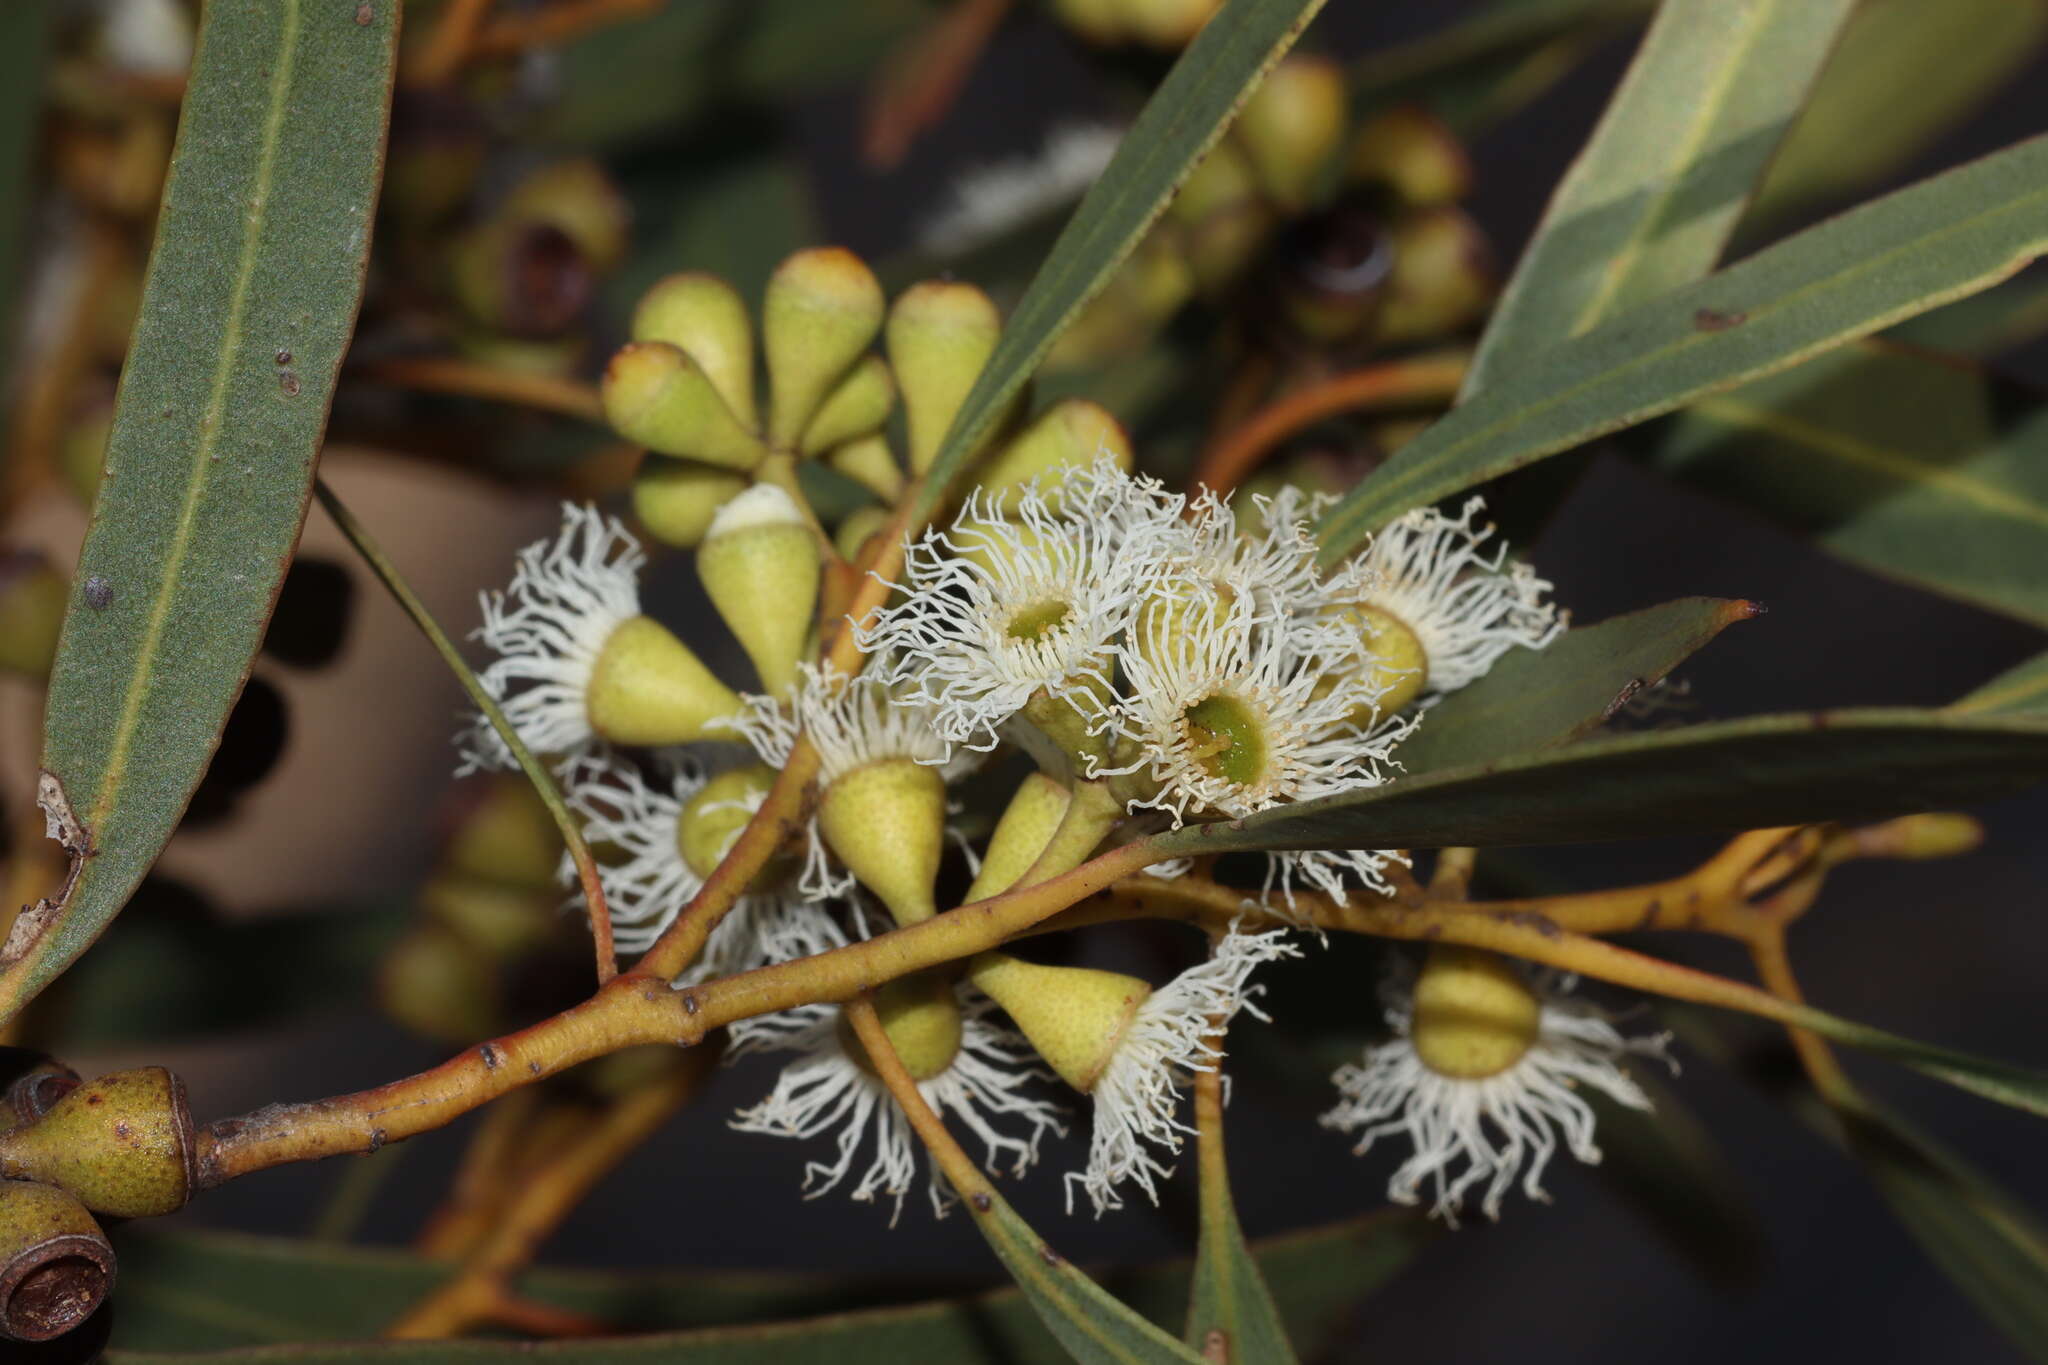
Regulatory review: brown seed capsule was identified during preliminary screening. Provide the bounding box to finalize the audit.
[0,1181,113,1343]
[0,1052,80,1137]
[0,1068,195,1219]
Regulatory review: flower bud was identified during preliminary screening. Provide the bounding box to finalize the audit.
[1171,139,1261,228]
[677,765,779,881]
[1350,104,1472,209]
[0,554,66,679]
[764,248,885,446]
[419,874,553,961]
[816,758,948,927]
[965,772,1072,901]
[969,952,1148,1091]
[379,923,501,1045]
[847,974,964,1082]
[500,159,631,274]
[1181,197,1275,297]
[0,1181,113,1343]
[631,273,758,430]
[1236,55,1346,212]
[1855,812,1985,862]
[585,615,744,746]
[1377,206,1495,345]
[973,400,1131,515]
[631,455,749,549]
[825,434,905,504]
[888,280,1002,475]
[697,485,821,694]
[799,355,895,456]
[1119,0,1220,48]
[0,1068,194,1219]
[1410,946,1539,1080]
[443,775,560,891]
[602,342,767,472]
[1048,0,1125,45]
[833,504,894,564]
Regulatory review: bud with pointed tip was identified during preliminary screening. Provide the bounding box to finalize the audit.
[764,248,885,445]
[817,757,948,927]
[0,1068,194,1219]
[1377,206,1495,345]
[586,615,744,745]
[697,485,820,695]
[0,554,66,679]
[632,272,758,430]
[970,952,1149,1092]
[965,772,1072,901]
[973,400,1131,515]
[833,504,894,564]
[826,434,904,504]
[603,342,767,471]
[888,281,1002,474]
[1237,55,1347,213]
[847,974,964,1082]
[1350,104,1472,209]
[632,455,748,549]
[0,1181,113,1343]
[800,355,895,456]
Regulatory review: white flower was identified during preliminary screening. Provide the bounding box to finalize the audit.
[461,504,644,780]
[1321,951,1672,1225]
[1071,925,1299,1216]
[918,124,1126,256]
[731,987,1067,1223]
[1178,484,1344,646]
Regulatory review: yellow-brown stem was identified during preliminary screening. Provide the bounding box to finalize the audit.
[403,0,495,86]
[1750,929,1853,1099]
[844,995,993,1203]
[349,356,605,424]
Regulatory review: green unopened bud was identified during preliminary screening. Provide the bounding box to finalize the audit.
[764,247,885,445]
[697,485,820,694]
[888,280,1001,474]
[444,775,560,891]
[1350,104,1472,209]
[586,615,743,745]
[604,342,768,471]
[833,504,894,564]
[1855,812,1986,862]
[1172,139,1261,227]
[419,873,552,961]
[1118,0,1220,48]
[0,1181,113,1343]
[965,772,1072,901]
[380,923,501,1045]
[973,400,1131,515]
[1411,945,1539,1080]
[0,1068,194,1219]
[632,273,758,430]
[969,952,1148,1091]
[1048,0,1125,44]
[501,158,631,273]
[631,455,749,549]
[677,765,779,881]
[848,975,963,1082]
[0,555,66,679]
[816,758,947,927]
[1237,55,1346,212]
[1377,206,1495,345]
[826,434,905,504]
[800,355,895,456]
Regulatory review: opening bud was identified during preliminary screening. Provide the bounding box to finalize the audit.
[973,400,1132,516]
[631,455,749,549]
[816,757,948,927]
[764,247,885,446]
[1409,946,1540,1081]
[1237,55,1347,212]
[632,272,758,430]
[0,1181,112,1343]
[970,952,1149,1092]
[602,342,767,472]
[888,280,1002,474]
[697,485,821,695]
[0,1068,194,1219]
[585,615,744,746]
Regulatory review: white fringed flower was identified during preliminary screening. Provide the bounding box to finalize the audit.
[1070,925,1300,1215]
[918,124,1126,256]
[1355,497,1562,697]
[1320,949,1672,1226]
[1179,484,1345,643]
[461,504,644,779]
[731,987,1067,1223]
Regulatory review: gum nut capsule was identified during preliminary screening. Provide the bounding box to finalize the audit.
[585,615,744,746]
[973,400,1131,515]
[0,1053,79,1139]
[632,454,749,549]
[887,280,1002,475]
[968,952,1149,1092]
[763,247,886,446]
[0,553,67,679]
[449,218,593,338]
[1237,55,1348,212]
[816,758,948,928]
[696,485,821,695]
[799,355,895,456]
[0,1068,194,1219]
[825,433,905,504]
[0,1181,113,1343]
[1350,104,1473,209]
[833,504,894,564]
[602,341,767,471]
[965,772,1072,900]
[1377,206,1495,344]
[631,273,757,430]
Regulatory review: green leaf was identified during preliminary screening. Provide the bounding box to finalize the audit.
[11,0,396,1024]
[1317,133,2048,557]
[912,0,1328,518]
[1394,597,1757,776]
[1185,1087,1296,1362]
[1794,1016,2048,1122]
[1952,652,2048,717]
[1159,707,2048,856]
[1465,0,1854,396]
[1888,267,2048,355]
[1653,342,2048,628]
[1746,0,2048,232]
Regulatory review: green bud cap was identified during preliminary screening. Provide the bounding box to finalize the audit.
[444,775,561,891]
[0,1068,194,1219]
[799,355,896,456]
[826,434,905,504]
[1377,206,1495,345]
[677,765,779,881]
[379,923,502,1046]
[631,455,748,549]
[969,952,1149,1092]
[764,247,885,446]
[1237,55,1347,212]
[848,975,964,1082]
[833,504,894,564]
[965,772,1072,901]
[696,485,821,695]
[603,342,768,472]
[888,280,1002,475]
[816,757,947,928]
[631,272,758,430]
[1350,104,1472,209]
[585,614,744,746]
[0,555,67,679]
[973,400,1131,515]
[0,1181,113,1343]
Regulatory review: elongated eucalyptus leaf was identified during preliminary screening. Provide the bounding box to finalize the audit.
[1465,0,1853,397]
[1889,268,2048,355]
[1395,597,1756,776]
[1654,343,2048,628]
[13,1,397,1023]
[1185,1087,1295,1362]
[1160,707,2048,857]
[1801,1015,2048,1121]
[1953,653,2048,717]
[1318,134,2048,557]
[912,0,1326,518]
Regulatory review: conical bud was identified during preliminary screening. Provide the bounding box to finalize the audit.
[0,1181,112,1343]
[965,772,1072,901]
[888,280,1001,474]
[0,1068,194,1219]
[970,952,1149,1092]
[585,615,743,745]
[973,400,1131,515]
[1350,104,1472,209]
[602,342,767,471]
[833,504,894,564]
[1237,55,1347,213]
[764,248,885,446]
[0,554,66,679]
[1410,946,1539,1080]
[816,758,947,927]
[825,434,904,504]
[632,272,758,430]
[631,455,749,549]
[444,775,560,891]
[697,485,820,695]
[847,974,963,1082]
[799,355,895,456]
[677,765,779,881]
[1377,206,1495,345]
